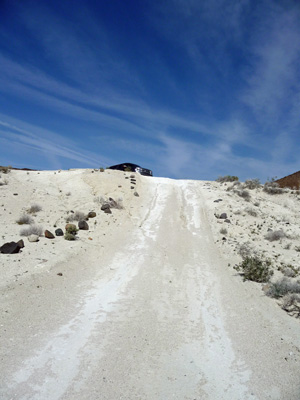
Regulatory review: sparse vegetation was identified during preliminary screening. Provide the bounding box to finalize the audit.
[28,203,42,213]
[237,189,251,201]
[65,225,78,234]
[263,180,284,195]
[265,230,286,242]
[234,256,273,282]
[282,294,300,317]
[66,211,86,222]
[245,207,257,217]
[20,225,43,237]
[266,277,300,299]
[243,178,261,190]
[16,214,34,225]
[0,178,8,186]
[216,175,239,183]
[64,232,76,241]
[0,165,12,174]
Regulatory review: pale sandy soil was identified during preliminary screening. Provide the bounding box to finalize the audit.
[0,169,300,400]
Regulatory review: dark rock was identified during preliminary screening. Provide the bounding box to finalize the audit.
[108,198,118,208]
[55,228,64,236]
[220,213,227,219]
[134,192,139,197]
[45,230,55,239]
[101,204,110,211]
[17,239,25,248]
[13,193,18,196]
[222,237,227,241]
[131,186,134,189]
[224,219,231,223]
[0,241,22,254]
[88,211,96,218]
[57,272,63,276]
[78,220,89,230]
[104,208,112,214]
[214,199,223,202]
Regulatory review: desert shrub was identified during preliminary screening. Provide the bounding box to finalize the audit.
[28,203,42,213]
[234,256,273,282]
[216,175,239,183]
[64,232,76,241]
[20,225,43,236]
[245,207,257,217]
[220,227,228,235]
[0,165,12,174]
[266,277,300,299]
[238,242,254,258]
[282,264,299,278]
[263,181,284,195]
[237,189,251,201]
[66,211,86,222]
[265,230,286,242]
[281,294,300,317]
[65,225,78,234]
[16,214,34,225]
[0,178,8,186]
[99,168,105,172]
[243,178,261,190]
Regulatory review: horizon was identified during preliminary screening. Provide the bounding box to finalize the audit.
[1,1,300,181]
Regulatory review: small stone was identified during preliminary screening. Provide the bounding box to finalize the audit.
[78,220,89,230]
[134,192,139,197]
[13,193,18,196]
[224,219,231,223]
[220,213,227,219]
[17,239,25,248]
[57,272,63,276]
[88,211,96,218]
[104,208,112,214]
[55,228,64,236]
[45,230,55,239]
[28,234,39,242]
[101,204,110,211]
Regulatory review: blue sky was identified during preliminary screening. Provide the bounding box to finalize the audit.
[0,0,299,181]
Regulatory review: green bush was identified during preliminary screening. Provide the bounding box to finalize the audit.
[266,278,300,299]
[243,178,261,189]
[65,224,78,234]
[234,256,273,282]
[64,232,76,241]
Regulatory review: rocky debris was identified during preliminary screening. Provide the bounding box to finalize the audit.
[78,220,89,230]
[214,199,223,202]
[134,192,139,197]
[55,228,64,236]
[224,219,231,223]
[0,241,23,254]
[220,213,228,219]
[17,239,25,248]
[101,204,110,211]
[131,186,134,189]
[104,208,112,214]
[130,174,135,178]
[108,197,118,208]
[88,211,96,218]
[28,234,39,242]
[57,272,63,276]
[45,230,55,239]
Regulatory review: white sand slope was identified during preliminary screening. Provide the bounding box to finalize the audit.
[0,169,299,399]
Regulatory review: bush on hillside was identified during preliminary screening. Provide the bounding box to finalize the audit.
[234,256,273,282]
[216,175,239,183]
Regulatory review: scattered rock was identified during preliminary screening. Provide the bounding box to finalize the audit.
[131,186,134,189]
[224,219,231,223]
[57,272,63,276]
[214,199,223,202]
[65,223,77,232]
[78,220,89,230]
[134,192,139,197]
[17,239,25,248]
[101,204,110,211]
[55,228,64,236]
[45,230,55,239]
[220,213,228,219]
[28,234,39,242]
[104,208,112,214]
[108,198,118,208]
[130,174,135,178]
[0,241,22,254]
[13,193,18,196]
[88,211,96,218]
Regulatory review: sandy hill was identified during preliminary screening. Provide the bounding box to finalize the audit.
[1,168,300,399]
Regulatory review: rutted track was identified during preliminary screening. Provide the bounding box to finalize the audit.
[1,178,300,399]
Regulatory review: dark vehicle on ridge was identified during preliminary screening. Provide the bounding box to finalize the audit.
[108,163,153,176]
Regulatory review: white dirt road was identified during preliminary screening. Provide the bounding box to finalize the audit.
[1,176,300,399]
